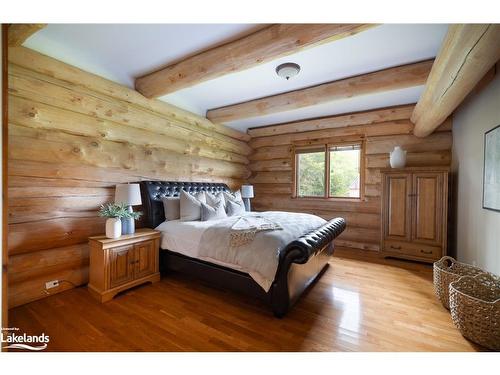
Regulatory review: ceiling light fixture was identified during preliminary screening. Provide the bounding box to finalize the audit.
[276,62,300,80]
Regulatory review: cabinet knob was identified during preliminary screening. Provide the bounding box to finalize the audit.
[390,245,402,250]
[420,249,433,255]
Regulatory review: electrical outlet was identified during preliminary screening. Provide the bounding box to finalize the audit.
[45,280,59,289]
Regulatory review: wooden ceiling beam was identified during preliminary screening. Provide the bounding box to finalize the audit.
[412,24,500,137]
[135,24,376,98]
[207,60,433,124]
[247,104,416,138]
[8,24,46,46]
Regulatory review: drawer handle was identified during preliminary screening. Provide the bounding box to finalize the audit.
[420,249,433,255]
[390,245,402,250]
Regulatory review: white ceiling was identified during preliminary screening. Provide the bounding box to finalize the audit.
[24,24,448,132]
[24,24,264,87]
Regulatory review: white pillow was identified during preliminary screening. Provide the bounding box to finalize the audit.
[200,199,227,221]
[226,200,246,216]
[179,190,206,221]
[161,197,180,221]
[223,190,244,207]
[205,191,225,208]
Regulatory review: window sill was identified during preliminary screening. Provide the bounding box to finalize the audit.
[292,196,364,203]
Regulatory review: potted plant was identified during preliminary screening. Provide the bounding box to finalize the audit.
[98,203,128,239]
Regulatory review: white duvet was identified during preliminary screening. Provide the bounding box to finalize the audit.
[156,211,326,292]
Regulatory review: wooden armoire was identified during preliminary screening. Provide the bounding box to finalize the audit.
[381,166,449,262]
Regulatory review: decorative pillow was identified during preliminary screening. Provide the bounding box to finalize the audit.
[223,190,244,207]
[179,190,206,221]
[161,197,180,221]
[226,199,246,216]
[205,191,225,208]
[200,200,227,221]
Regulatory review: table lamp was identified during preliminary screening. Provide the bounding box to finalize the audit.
[115,183,142,234]
[241,185,254,212]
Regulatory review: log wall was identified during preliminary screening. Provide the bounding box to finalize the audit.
[247,105,453,251]
[7,47,251,308]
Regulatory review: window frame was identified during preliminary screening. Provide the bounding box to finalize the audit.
[293,139,365,201]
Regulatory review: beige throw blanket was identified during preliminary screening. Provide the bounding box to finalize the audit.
[230,215,283,247]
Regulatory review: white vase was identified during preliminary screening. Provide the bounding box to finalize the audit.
[390,146,407,168]
[105,217,122,239]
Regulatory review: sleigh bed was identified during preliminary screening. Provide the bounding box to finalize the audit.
[140,181,346,317]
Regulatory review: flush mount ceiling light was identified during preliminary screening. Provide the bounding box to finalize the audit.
[276,62,301,80]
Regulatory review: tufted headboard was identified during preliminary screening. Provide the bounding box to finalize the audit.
[139,181,231,229]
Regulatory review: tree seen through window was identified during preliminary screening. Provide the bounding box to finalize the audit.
[296,144,361,198]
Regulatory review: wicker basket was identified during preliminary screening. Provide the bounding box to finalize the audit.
[433,256,483,309]
[449,273,500,351]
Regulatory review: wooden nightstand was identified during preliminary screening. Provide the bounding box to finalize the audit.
[88,228,161,303]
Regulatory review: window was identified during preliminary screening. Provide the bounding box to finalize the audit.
[329,144,361,198]
[294,142,363,199]
[296,148,325,197]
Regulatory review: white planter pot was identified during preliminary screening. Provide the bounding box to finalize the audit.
[390,146,407,168]
[105,217,122,239]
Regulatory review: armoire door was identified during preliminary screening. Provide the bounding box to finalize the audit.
[383,173,412,241]
[411,172,444,246]
[108,245,135,288]
[133,240,156,279]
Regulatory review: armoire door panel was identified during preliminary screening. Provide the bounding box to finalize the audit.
[384,174,411,241]
[412,173,443,246]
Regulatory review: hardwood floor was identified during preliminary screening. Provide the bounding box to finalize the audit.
[8,248,482,351]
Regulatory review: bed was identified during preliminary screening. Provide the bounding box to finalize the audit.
[140,181,346,317]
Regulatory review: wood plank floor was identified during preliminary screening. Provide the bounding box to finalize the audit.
[8,248,482,351]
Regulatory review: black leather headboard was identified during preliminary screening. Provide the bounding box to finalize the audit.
[139,181,231,229]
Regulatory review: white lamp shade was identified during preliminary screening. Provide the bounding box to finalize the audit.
[115,184,142,206]
[240,185,254,199]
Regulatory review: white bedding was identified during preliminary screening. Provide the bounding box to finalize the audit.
[155,211,326,291]
[155,218,218,258]
[155,212,253,258]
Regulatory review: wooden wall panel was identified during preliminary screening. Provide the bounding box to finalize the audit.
[249,105,452,252]
[7,48,251,308]
[8,46,250,142]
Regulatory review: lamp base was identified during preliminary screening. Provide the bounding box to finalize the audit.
[121,205,135,235]
[243,198,251,212]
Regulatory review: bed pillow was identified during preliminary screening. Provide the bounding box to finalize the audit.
[200,200,227,221]
[223,190,244,208]
[226,199,246,216]
[161,197,180,221]
[180,190,206,221]
[205,191,225,208]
